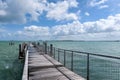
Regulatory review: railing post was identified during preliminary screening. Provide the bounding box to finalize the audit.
[44,42,47,54]
[58,49,60,62]
[54,47,55,59]
[19,44,22,59]
[37,42,40,45]
[19,44,21,53]
[19,43,27,59]
[64,50,66,66]
[50,44,53,56]
[87,53,90,80]
[48,46,49,53]
[71,51,73,71]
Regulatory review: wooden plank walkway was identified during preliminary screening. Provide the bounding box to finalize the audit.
[25,44,85,80]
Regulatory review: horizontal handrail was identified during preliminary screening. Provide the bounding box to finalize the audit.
[36,43,120,80]
[53,47,120,59]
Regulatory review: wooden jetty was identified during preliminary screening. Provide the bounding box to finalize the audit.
[21,43,85,80]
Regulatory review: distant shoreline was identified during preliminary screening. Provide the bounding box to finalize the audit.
[0,40,120,42]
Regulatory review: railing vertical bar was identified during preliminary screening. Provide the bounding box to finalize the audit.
[64,50,66,66]
[50,44,53,56]
[48,46,49,53]
[58,49,60,62]
[44,42,47,54]
[87,53,90,80]
[54,47,55,59]
[19,44,22,59]
[71,51,73,71]
[47,46,48,54]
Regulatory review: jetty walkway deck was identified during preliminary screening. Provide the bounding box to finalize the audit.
[22,44,85,80]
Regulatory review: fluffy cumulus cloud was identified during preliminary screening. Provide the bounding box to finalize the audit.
[51,21,84,36]
[17,25,50,37]
[52,14,120,35]
[0,0,47,23]
[13,13,120,40]
[0,0,79,24]
[89,0,109,9]
[1,0,120,40]
[46,0,79,21]
[15,25,50,40]
[83,14,120,33]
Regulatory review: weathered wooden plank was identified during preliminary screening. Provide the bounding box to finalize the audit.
[29,68,69,80]
[29,68,58,76]
[58,67,86,80]
[28,55,52,64]
[29,75,69,80]
[28,55,55,72]
[27,44,86,80]
[44,54,63,67]
[29,55,45,58]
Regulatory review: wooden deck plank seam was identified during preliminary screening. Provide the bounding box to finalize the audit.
[24,44,85,80]
[43,54,73,80]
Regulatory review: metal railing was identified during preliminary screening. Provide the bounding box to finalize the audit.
[46,44,120,80]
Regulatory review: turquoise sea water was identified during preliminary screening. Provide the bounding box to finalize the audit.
[47,41,120,80]
[47,41,120,56]
[0,41,120,80]
[0,41,23,80]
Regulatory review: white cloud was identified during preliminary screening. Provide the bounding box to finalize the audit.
[99,5,109,9]
[54,32,120,40]
[24,26,48,32]
[13,13,120,40]
[83,14,120,33]
[67,0,78,7]
[0,10,7,16]
[51,21,84,36]
[1,13,120,40]
[51,14,120,36]
[89,0,109,9]
[18,25,50,37]
[89,0,108,7]
[15,25,50,40]
[46,0,79,21]
[85,12,90,16]
[0,0,47,23]
[0,0,79,24]
[52,13,120,36]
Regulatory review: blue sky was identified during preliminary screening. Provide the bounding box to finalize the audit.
[0,0,120,40]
